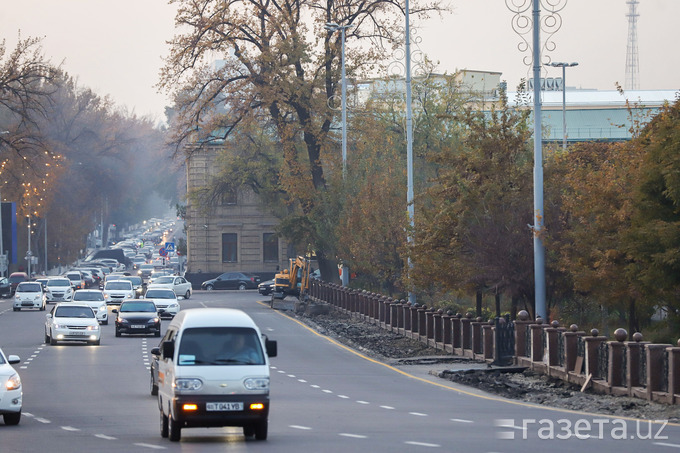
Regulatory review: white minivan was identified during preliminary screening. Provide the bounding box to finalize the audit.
[151,308,277,442]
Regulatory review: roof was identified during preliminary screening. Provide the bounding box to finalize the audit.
[171,308,257,330]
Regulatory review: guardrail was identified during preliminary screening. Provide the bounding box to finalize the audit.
[307,279,680,405]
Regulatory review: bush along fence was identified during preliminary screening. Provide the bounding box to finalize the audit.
[307,279,680,405]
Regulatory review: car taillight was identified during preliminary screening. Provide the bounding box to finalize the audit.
[251,277,255,282]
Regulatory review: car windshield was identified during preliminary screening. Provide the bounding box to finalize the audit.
[55,306,94,318]
[73,292,104,301]
[145,290,175,299]
[106,282,132,290]
[67,274,81,280]
[177,327,265,366]
[154,276,174,284]
[48,280,71,287]
[9,275,26,283]
[120,302,156,312]
[18,283,41,292]
[121,277,142,285]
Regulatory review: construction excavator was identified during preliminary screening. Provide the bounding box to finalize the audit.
[270,256,315,309]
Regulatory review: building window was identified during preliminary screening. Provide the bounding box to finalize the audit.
[263,233,279,263]
[222,233,238,263]
[220,189,237,205]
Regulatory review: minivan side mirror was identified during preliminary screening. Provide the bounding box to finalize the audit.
[150,347,161,356]
[265,339,277,358]
[162,340,175,359]
[7,355,20,365]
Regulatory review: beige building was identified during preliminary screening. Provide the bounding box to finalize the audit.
[185,147,289,276]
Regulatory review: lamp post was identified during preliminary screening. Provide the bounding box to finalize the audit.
[325,22,353,180]
[405,0,415,305]
[548,61,578,149]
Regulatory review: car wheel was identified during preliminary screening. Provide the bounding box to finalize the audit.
[50,334,57,346]
[115,328,121,337]
[243,424,255,437]
[184,290,191,299]
[102,319,108,326]
[3,411,21,426]
[155,330,161,337]
[89,339,100,346]
[44,331,50,344]
[205,284,214,291]
[40,304,45,311]
[13,307,19,312]
[160,411,169,438]
[150,371,158,396]
[238,283,247,290]
[254,420,268,440]
[168,413,181,442]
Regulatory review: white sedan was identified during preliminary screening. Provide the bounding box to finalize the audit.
[44,303,101,346]
[146,276,192,299]
[143,288,180,318]
[0,347,22,425]
[72,289,109,325]
[13,281,46,311]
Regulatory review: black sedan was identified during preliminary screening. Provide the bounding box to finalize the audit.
[258,279,274,296]
[0,277,11,298]
[201,272,261,290]
[113,300,161,337]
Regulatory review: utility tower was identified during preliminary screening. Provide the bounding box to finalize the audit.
[625,0,640,90]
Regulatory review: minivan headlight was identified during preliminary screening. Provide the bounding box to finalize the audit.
[244,378,269,390]
[174,378,202,390]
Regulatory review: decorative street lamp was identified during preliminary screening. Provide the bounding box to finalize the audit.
[325,22,354,180]
[548,61,578,149]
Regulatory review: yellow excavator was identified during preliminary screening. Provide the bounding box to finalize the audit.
[270,256,315,308]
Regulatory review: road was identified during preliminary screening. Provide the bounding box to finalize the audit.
[1,291,679,452]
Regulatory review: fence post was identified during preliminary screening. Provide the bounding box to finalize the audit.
[563,324,584,372]
[584,329,607,379]
[668,340,680,404]
[417,305,428,343]
[402,302,412,334]
[646,343,672,402]
[461,313,473,353]
[433,309,444,350]
[426,309,436,347]
[530,318,545,363]
[452,313,462,354]
[514,310,531,359]
[626,333,646,396]
[483,320,493,360]
[608,328,628,389]
[545,320,560,367]
[442,311,452,353]
[471,317,483,356]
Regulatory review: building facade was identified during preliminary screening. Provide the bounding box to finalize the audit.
[185,147,289,277]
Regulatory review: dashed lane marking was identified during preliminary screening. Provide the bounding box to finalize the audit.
[380,406,395,410]
[35,418,50,423]
[450,418,474,423]
[654,443,680,449]
[356,401,370,405]
[340,433,368,439]
[133,443,167,450]
[289,425,313,430]
[61,426,80,432]
[95,434,117,440]
[409,412,428,417]
[405,441,441,448]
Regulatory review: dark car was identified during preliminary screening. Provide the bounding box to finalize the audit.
[201,272,261,291]
[258,279,274,296]
[0,277,12,298]
[113,300,161,337]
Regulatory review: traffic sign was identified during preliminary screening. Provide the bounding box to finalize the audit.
[159,247,167,257]
[164,242,175,253]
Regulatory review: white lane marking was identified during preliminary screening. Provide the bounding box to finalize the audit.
[277,370,286,374]
[340,433,368,439]
[409,412,428,417]
[654,443,680,449]
[450,418,473,423]
[356,401,370,405]
[405,441,441,448]
[322,389,333,394]
[287,374,296,378]
[35,418,50,424]
[61,426,80,431]
[380,405,395,410]
[270,366,278,369]
[289,425,312,430]
[20,366,27,369]
[310,385,320,389]
[338,395,350,399]
[95,434,117,440]
[298,379,307,383]
[133,443,166,449]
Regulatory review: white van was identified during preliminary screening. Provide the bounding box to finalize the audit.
[151,308,277,442]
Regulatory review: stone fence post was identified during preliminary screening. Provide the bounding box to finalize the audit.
[584,329,608,379]
[668,341,680,404]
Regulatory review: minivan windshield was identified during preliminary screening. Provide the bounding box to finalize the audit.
[177,327,265,366]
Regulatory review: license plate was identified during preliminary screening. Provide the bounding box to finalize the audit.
[131,325,146,329]
[206,402,244,411]
[69,331,87,336]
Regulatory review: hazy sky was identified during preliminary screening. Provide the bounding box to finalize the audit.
[2,0,677,123]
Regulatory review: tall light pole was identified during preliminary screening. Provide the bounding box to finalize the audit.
[548,61,578,149]
[405,0,415,305]
[532,0,545,320]
[325,22,353,179]
[326,21,354,287]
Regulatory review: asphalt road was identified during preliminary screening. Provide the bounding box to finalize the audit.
[1,290,679,452]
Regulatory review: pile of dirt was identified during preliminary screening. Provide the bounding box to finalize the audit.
[294,308,680,421]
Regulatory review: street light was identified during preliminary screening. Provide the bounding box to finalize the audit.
[548,61,578,149]
[325,22,354,179]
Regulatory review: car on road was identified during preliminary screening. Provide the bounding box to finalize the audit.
[44,303,101,346]
[12,281,46,311]
[0,277,12,298]
[201,272,261,291]
[45,277,74,303]
[8,272,29,295]
[103,279,135,305]
[258,279,274,296]
[118,275,145,298]
[138,263,154,280]
[0,347,22,425]
[72,289,109,325]
[113,300,161,337]
[64,271,86,290]
[147,276,192,299]
[143,288,180,318]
